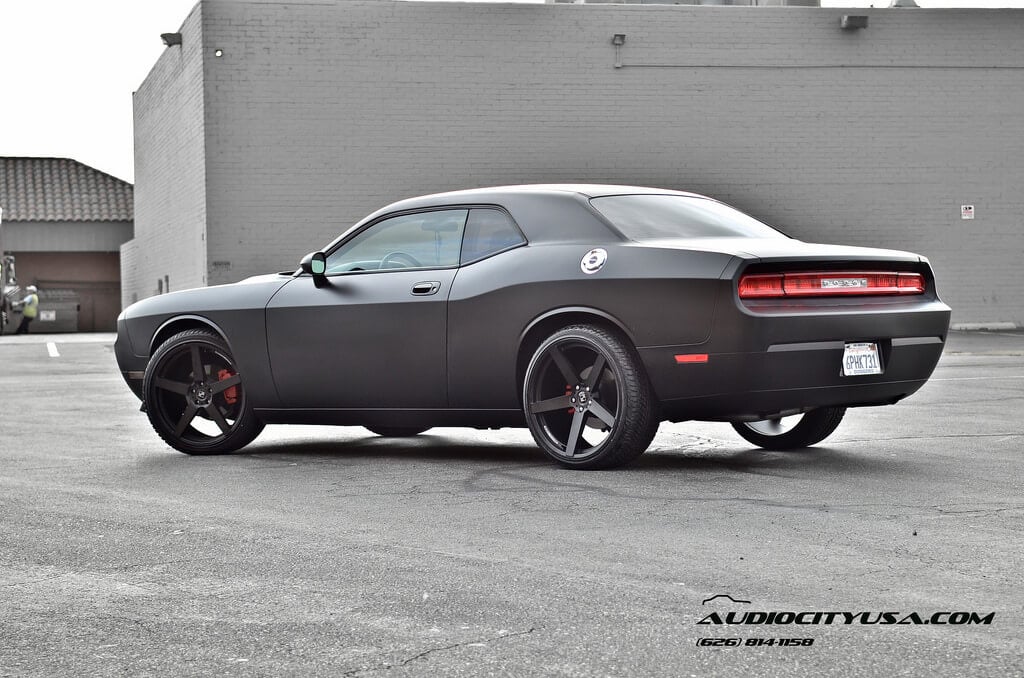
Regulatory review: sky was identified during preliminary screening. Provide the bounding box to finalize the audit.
[1,0,1022,184]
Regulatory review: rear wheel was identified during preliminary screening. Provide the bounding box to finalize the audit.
[365,426,430,437]
[731,407,846,450]
[523,324,658,470]
[143,329,264,455]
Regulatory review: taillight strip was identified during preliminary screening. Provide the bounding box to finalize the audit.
[739,271,925,299]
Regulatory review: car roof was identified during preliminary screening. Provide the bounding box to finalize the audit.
[332,184,714,251]
[396,183,703,204]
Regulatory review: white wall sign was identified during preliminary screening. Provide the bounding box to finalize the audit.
[39,310,56,322]
[961,205,975,220]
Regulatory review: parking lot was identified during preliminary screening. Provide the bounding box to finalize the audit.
[1,330,1021,677]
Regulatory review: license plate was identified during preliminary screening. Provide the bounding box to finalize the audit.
[842,342,882,376]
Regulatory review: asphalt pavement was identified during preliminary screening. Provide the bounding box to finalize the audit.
[1,330,1022,677]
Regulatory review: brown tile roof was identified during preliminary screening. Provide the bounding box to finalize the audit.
[0,157,133,222]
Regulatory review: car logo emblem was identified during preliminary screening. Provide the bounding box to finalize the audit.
[581,248,607,274]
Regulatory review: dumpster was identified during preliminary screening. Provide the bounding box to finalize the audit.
[35,289,80,333]
[1,288,80,334]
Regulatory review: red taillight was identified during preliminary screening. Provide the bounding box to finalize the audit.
[738,274,785,298]
[738,271,925,299]
[897,273,925,293]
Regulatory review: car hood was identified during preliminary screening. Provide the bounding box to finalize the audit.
[122,273,292,320]
[641,237,923,264]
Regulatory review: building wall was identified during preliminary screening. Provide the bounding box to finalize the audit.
[15,251,120,285]
[12,252,121,331]
[5,221,132,252]
[5,219,130,331]
[144,1,1024,323]
[124,1,209,308]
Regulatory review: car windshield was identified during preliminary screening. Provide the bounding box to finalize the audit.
[590,194,786,241]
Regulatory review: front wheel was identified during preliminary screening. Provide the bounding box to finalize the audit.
[730,407,846,450]
[523,324,658,470]
[143,329,264,455]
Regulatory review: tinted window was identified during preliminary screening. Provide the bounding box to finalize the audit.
[590,195,786,241]
[460,209,526,264]
[326,209,468,273]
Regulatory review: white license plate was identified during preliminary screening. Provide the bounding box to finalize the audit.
[842,342,882,376]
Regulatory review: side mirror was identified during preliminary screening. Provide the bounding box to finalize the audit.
[299,251,328,287]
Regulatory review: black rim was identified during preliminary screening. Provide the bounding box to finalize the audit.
[526,339,619,460]
[150,341,244,446]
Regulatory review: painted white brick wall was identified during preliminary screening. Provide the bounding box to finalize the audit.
[125,2,209,307]
[136,1,1024,323]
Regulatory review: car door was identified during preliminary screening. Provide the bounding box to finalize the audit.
[265,208,468,409]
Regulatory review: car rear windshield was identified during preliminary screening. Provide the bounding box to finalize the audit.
[590,195,786,241]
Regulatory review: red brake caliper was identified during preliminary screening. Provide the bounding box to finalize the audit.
[566,385,574,414]
[218,369,238,405]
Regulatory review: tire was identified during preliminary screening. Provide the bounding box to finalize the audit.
[523,324,658,470]
[365,426,430,437]
[143,329,264,455]
[730,407,846,450]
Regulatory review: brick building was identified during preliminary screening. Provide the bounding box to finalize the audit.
[127,0,1024,325]
[0,157,133,332]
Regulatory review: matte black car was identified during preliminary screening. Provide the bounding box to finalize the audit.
[115,185,951,469]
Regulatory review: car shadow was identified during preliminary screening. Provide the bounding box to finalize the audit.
[636,445,910,477]
[202,432,911,478]
[236,433,544,466]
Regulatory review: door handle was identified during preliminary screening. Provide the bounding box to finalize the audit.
[411,281,441,296]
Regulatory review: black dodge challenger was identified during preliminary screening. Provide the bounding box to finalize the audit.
[115,185,951,469]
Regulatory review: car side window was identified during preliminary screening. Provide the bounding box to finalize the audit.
[460,209,526,265]
[326,209,469,273]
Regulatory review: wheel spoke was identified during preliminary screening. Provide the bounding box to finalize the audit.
[211,373,241,394]
[205,404,231,435]
[154,377,189,395]
[584,354,606,390]
[588,399,616,428]
[190,345,204,381]
[564,409,586,457]
[548,345,579,385]
[174,405,199,437]
[529,394,573,414]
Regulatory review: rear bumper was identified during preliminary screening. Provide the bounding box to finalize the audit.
[641,291,951,422]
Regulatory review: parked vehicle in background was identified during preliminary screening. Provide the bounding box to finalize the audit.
[114,185,951,469]
[1,255,20,335]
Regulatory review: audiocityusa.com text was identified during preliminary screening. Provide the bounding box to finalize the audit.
[697,611,995,626]
[695,611,995,649]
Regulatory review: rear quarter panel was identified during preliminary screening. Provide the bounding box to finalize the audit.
[447,243,735,409]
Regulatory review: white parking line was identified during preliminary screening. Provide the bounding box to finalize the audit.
[46,342,60,358]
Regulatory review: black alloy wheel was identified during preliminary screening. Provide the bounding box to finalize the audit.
[523,324,658,469]
[365,426,431,437]
[731,407,846,450]
[143,329,264,454]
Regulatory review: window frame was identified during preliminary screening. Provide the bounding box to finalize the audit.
[320,206,469,277]
[315,204,528,278]
[459,207,529,266]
